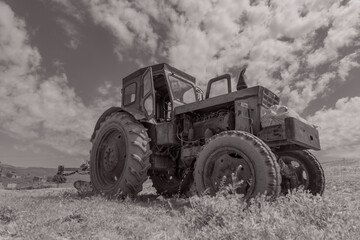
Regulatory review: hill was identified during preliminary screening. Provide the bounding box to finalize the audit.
[0,163,56,178]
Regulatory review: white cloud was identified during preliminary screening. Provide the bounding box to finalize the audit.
[56,18,81,49]
[336,51,360,81]
[0,2,106,159]
[307,0,360,66]
[13,144,41,154]
[82,0,158,60]
[48,0,86,22]
[97,81,112,95]
[80,0,360,113]
[307,96,360,158]
[79,0,360,159]
[2,0,360,163]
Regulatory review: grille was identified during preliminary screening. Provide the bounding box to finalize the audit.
[262,88,280,108]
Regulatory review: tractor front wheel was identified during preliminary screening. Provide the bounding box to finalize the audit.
[194,131,281,199]
[90,112,151,198]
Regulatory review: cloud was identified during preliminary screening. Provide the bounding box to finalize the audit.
[79,0,360,160]
[82,0,159,61]
[307,0,360,67]
[0,2,112,159]
[48,0,86,22]
[307,96,360,159]
[97,81,112,95]
[2,0,360,163]
[336,51,360,81]
[13,144,41,154]
[56,18,81,49]
[80,0,360,114]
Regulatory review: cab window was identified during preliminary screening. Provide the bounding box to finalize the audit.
[168,75,196,104]
[208,79,228,98]
[123,83,136,105]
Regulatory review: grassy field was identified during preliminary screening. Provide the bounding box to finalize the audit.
[0,158,359,240]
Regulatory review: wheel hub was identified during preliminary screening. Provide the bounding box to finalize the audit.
[280,157,309,192]
[103,146,118,172]
[98,131,126,185]
[207,153,253,195]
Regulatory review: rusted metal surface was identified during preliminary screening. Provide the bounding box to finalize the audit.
[192,111,235,140]
[234,100,251,132]
[258,117,321,151]
[155,122,177,145]
[285,117,320,150]
[174,86,260,115]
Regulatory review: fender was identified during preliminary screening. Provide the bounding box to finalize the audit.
[90,106,147,142]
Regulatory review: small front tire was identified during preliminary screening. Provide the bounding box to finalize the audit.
[278,150,325,195]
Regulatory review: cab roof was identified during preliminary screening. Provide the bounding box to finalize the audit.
[122,63,196,85]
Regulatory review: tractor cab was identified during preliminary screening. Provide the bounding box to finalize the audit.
[121,63,201,123]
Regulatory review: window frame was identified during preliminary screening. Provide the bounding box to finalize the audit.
[167,74,197,105]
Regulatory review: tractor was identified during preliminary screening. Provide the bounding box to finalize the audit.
[81,63,324,199]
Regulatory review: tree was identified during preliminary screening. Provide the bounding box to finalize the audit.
[52,174,67,188]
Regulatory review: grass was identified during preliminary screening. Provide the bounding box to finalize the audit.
[0,158,359,240]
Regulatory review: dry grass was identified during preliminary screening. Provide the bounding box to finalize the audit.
[0,158,359,240]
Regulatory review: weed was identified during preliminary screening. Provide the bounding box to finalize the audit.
[0,206,15,224]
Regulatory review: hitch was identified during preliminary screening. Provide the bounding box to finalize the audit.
[53,163,94,194]
[56,163,89,176]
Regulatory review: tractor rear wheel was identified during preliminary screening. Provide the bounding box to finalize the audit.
[194,131,281,199]
[278,150,325,195]
[90,112,151,198]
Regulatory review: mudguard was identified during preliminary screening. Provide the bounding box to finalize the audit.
[90,106,147,142]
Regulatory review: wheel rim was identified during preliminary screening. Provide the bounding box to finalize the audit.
[203,147,255,197]
[95,127,127,190]
[281,155,310,191]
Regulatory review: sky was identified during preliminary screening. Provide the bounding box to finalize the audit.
[0,0,359,168]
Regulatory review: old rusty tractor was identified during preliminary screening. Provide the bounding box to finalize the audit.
[82,63,325,199]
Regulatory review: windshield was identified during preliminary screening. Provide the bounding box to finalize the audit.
[168,75,197,104]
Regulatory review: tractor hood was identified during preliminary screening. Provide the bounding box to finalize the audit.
[174,86,273,115]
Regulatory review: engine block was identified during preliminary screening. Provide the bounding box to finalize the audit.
[185,110,235,140]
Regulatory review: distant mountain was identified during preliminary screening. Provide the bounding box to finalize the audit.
[0,163,89,189]
[0,163,57,178]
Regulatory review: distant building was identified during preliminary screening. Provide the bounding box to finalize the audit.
[6,171,17,179]
[5,183,17,189]
[33,176,47,183]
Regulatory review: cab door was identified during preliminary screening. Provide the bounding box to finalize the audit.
[141,67,156,122]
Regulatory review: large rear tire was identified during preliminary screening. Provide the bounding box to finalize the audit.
[90,112,151,198]
[194,131,281,199]
[278,150,325,195]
